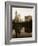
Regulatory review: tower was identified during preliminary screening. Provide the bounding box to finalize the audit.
[15,11,17,16]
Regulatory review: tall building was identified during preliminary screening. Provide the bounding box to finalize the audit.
[15,11,20,23]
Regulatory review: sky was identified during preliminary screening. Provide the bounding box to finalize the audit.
[12,7,35,21]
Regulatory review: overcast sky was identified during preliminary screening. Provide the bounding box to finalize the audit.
[12,7,35,20]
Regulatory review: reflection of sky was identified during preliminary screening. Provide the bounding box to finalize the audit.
[12,7,35,20]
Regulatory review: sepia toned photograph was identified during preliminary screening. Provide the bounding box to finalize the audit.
[12,7,33,38]
[5,2,37,44]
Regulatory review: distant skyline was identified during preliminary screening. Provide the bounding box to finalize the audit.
[12,7,35,20]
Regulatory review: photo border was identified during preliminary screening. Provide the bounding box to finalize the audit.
[5,1,37,44]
